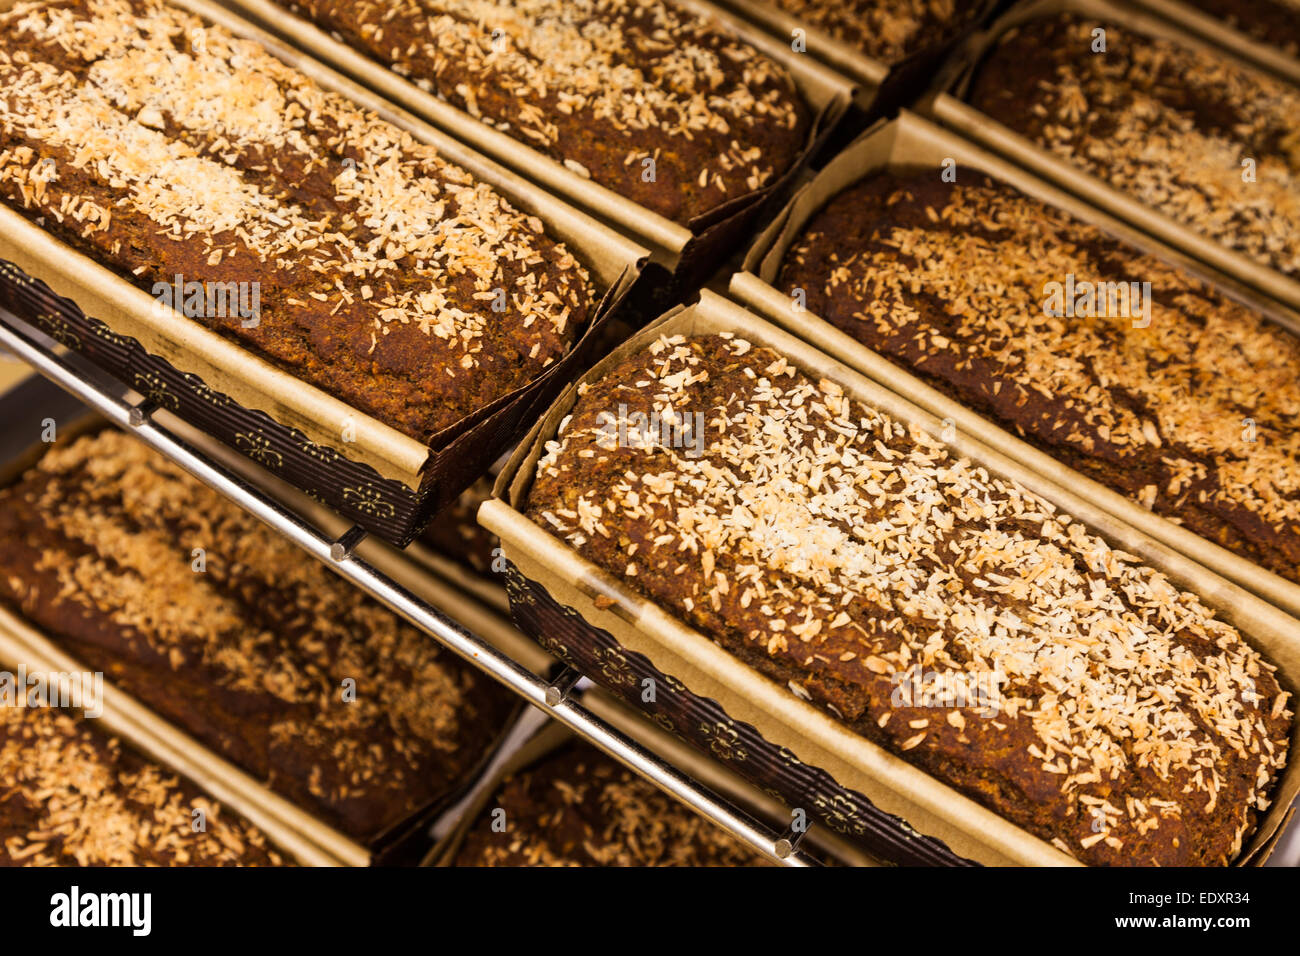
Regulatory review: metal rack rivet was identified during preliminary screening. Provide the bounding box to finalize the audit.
[544,664,584,707]
[774,823,810,860]
[330,524,368,562]
[128,397,159,427]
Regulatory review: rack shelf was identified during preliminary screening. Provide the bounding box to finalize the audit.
[0,308,822,867]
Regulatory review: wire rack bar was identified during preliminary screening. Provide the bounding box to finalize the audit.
[0,311,819,867]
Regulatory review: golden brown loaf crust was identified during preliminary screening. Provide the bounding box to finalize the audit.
[967,14,1300,282]
[0,704,287,866]
[0,0,595,443]
[273,0,811,226]
[778,170,1300,588]
[759,0,981,64]
[0,429,518,844]
[452,741,765,865]
[526,333,1293,866]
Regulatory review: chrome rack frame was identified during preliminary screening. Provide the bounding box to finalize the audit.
[0,310,820,867]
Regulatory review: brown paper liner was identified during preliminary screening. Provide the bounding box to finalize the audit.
[918,0,1300,314]
[481,289,1300,866]
[1132,0,1300,85]
[0,0,647,545]
[223,0,854,282]
[730,110,1300,624]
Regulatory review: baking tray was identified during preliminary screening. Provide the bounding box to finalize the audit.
[731,110,1300,623]
[223,0,855,294]
[480,289,1300,866]
[0,0,647,547]
[919,0,1300,313]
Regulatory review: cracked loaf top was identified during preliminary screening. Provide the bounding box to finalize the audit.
[274,0,812,225]
[526,331,1293,866]
[0,0,595,442]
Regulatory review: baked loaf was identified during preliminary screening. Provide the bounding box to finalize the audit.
[1184,0,1300,58]
[0,704,287,866]
[778,170,1300,587]
[0,429,517,843]
[526,332,1293,866]
[0,0,595,443]
[453,741,764,865]
[760,0,982,64]
[967,14,1300,281]
[272,0,811,225]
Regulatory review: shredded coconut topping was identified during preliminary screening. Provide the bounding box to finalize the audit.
[763,0,970,64]
[0,0,592,438]
[275,0,808,223]
[0,705,285,866]
[529,333,1292,865]
[971,16,1300,280]
[782,172,1300,584]
[0,430,513,839]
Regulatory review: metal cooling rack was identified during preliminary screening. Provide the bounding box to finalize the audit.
[0,309,821,867]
